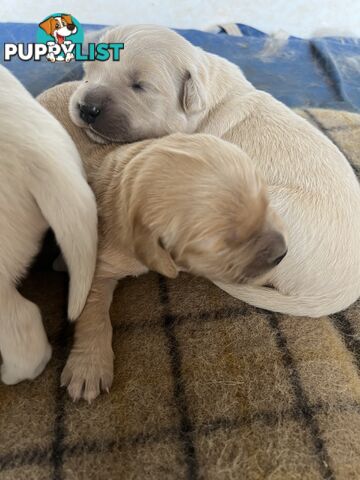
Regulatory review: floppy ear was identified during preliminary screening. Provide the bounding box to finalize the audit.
[39,18,54,35]
[182,69,207,114]
[62,14,73,24]
[132,218,178,279]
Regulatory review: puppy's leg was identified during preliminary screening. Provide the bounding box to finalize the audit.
[0,284,52,385]
[62,249,147,402]
[61,251,147,402]
[61,273,117,402]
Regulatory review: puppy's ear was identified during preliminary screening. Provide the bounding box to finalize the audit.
[133,218,178,279]
[39,18,54,35]
[182,69,207,114]
[62,14,73,25]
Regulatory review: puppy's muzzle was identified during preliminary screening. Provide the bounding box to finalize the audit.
[78,103,101,124]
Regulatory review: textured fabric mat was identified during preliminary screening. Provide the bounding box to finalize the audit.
[0,107,359,480]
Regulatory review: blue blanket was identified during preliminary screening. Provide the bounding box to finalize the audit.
[1,22,359,111]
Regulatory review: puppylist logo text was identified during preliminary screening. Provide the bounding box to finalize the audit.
[3,13,124,63]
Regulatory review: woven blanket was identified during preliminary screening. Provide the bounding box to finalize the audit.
[0,107,359,480]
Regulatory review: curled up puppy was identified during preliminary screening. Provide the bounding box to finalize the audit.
[38,82,287,401]
[70,25,360,317]
[0,66,97,385]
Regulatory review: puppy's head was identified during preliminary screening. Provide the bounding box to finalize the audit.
[70,25,209,144]
[127,134,287,283]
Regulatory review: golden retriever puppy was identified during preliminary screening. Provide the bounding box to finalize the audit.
[0,66,97,385]
[38,82,287,401]
[69,25,360,317]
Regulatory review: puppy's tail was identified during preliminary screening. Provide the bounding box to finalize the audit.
[214,282,345,318]
[29,152,97,321]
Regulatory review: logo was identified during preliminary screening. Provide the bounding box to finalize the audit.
[3,13,124,63]
[37,13,83,62]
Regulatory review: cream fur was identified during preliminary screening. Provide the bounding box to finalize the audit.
[0,66,98,384]
[38,82,287,401]
[71,25,360,317]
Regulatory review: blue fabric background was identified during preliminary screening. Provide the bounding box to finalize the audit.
[1,22,360,111]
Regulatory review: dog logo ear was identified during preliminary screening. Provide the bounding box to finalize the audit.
[132,217,178,279]
[182,69,207,114]
[62,14,73,25]
[39,17,54,35]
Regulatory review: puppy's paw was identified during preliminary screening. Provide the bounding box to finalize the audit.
[1,342,52,385]
[0,297,52,385]
[61,348,113,402]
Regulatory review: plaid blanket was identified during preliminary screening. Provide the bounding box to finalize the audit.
[0,107,359,480]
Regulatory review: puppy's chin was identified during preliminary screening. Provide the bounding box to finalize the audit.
[85,128,111,144]
[68,109,112,144]
[86,127,129,144]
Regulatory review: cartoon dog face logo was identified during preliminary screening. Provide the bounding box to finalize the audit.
[39,15,77,43]
[39,14,78,62]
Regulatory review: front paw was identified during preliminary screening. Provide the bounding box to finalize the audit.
[61,347,114,402]
[1,342,52,385]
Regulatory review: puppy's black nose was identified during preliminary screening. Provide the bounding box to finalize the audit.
[67,23,76,31]
[78,103,101,124]
[272,249,288,266]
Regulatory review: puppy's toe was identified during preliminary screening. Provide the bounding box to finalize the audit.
[60,366,70,387]
[61,363,85,401]
[67,377,85,402]
[84,378,101,404]
[101,372,113,393]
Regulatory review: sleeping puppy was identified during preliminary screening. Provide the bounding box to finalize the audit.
[70,25,360,317]
[38,82,287,401]
[0,66,97,385]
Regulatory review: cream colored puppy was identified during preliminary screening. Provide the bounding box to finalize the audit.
[38,82,287,401]
[0,66,98,385]
[70,25,360,317]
